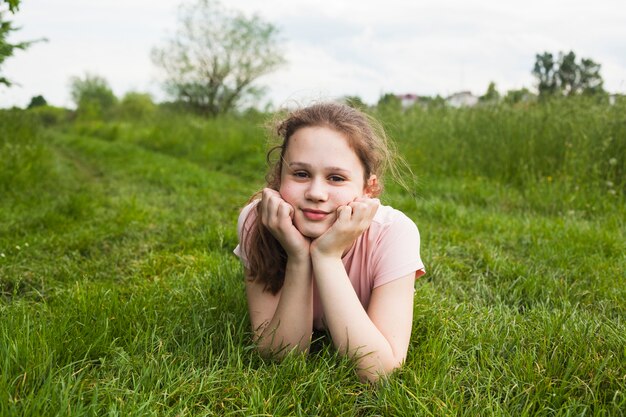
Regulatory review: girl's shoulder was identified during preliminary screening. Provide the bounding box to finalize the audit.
[371,203,417,229]
[240,199,260,214]
[367,202,420,246]
[237,199,260,235]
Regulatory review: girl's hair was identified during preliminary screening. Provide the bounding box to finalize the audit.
[243,101,409,294]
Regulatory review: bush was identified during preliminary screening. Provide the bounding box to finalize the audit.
[27,105,70,126]
[69,73,118,120]
[117,92,156,120]
[0,110,56,199]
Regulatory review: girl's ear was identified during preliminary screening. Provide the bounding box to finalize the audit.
[364,175,380,197]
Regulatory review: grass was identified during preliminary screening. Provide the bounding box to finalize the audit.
[1,101,624,416]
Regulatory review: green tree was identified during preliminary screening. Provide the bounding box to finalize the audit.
[532,51,604,97]
[27,94,46,108]
[151,0,285,117]
[1,0,41,86]
[68,73,117,118]
[479,81,500,103]
[1,0,20,13]
[533,52,558,96]
[578,58,604,95]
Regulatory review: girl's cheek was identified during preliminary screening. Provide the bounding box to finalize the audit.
[279,184,297,203]
[332,190,357,205]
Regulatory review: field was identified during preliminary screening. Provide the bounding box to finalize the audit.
[1,99,625,416]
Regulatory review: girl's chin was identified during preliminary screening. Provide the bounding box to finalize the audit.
[294,223,329,239]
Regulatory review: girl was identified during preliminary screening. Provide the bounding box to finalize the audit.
[234,102,425,382]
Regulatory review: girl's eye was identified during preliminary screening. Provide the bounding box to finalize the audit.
[294,171,309,178]
[328,175,345,182]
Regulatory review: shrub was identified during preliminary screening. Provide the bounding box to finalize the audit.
[27,105,70,126]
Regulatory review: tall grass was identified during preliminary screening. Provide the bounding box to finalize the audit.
[376,97,625,213]
[1,102,624,415]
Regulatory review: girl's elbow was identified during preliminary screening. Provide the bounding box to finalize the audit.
[254,337,310,360]
[357,356,404,383]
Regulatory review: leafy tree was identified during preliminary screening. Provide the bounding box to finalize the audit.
[1,0,20,13]
[577,57,604,95]
[479,81,500,103]
[533,52,558,96]
[1,0,41,86]
[68,73,117,118]
[151,0,285,117]
[27,94,46,108]
[533,51,604,97]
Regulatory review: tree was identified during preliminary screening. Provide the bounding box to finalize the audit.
[532,51,604,97]
[151,0,285,117]
[578,58,604,95]
[533,52,558,96]
[1,0,39,86]
[479,81,500,103]
[27,94,46,108]
[68,73,117,118]
[1,0,20,13]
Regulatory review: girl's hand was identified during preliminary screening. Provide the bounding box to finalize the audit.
[311,197,379,259]
[260,188,310,259]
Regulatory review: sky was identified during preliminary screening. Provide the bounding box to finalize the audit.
[1,0,625,109]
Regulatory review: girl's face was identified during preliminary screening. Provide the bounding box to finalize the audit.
[279,126,376,239]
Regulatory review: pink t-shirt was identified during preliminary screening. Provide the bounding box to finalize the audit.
[234,200,425,329]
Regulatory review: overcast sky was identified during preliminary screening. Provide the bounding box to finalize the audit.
[1,0,625,108]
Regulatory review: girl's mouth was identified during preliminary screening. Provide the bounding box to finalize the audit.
[302,209,329,221]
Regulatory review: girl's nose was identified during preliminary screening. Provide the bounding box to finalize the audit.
[304,178,328,202]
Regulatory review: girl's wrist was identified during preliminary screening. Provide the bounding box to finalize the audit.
[310,246,342,262]
[287,252,311,267]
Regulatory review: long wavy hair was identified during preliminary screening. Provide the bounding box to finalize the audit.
[242,102,407,294]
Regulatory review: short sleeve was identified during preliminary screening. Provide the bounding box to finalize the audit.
[371,211,425,288]
[233,200,260,269]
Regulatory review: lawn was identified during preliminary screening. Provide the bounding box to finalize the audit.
[1,100,624,416]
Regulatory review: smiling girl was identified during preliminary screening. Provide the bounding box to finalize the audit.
[234,102,425,382]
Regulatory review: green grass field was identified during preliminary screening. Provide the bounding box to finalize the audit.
[1,100,625,416]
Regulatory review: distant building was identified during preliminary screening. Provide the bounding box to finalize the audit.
[395,93,434,109]
[608,94,624,106]
[396,93,420,109]
[446,91,479,108]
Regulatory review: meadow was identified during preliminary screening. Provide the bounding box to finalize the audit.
[1,98,624,416]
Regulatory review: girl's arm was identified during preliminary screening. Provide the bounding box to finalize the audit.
[311,199,415,382]
[246,189,314,357]
[311,258,414,382]
[245,258,313,357]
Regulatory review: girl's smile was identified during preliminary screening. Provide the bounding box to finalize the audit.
[302,208,331,221]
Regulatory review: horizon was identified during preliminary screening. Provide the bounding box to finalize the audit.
[1,0,625,109]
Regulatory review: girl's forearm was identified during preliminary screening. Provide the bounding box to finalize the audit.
[311,255,400,382]
[255,257,314,357]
